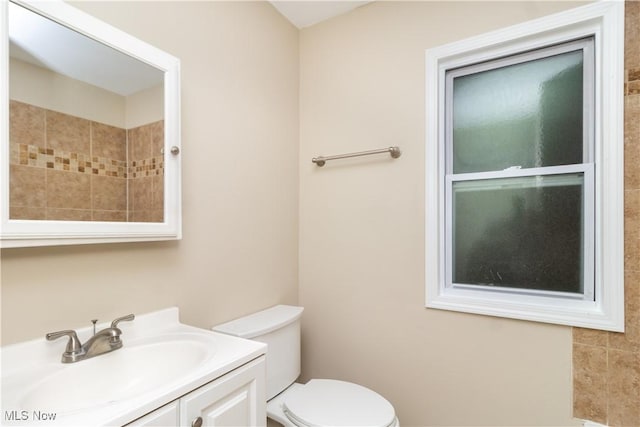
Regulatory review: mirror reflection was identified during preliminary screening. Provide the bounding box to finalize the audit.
[8,1,165,223]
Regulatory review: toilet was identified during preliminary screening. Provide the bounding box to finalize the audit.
[213,305,399,427]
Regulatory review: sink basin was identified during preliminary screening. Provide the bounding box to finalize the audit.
[18,336,213,414]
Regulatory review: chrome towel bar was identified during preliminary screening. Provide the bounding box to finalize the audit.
[312,146,401,167]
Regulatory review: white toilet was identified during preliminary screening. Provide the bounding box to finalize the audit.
[213,305,399,427]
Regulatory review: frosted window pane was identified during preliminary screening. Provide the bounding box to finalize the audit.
[452,174,584,294]
[452,50,584,173]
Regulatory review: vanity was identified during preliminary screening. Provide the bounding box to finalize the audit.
[0,308,267,426]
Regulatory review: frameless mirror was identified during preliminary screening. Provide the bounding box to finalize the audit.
[1,0,181,247]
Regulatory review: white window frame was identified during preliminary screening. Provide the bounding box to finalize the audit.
[425,1,625,331]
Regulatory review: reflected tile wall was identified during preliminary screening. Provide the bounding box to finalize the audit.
[127,121,164,223]
[9,100,163,222]
[9,100,44,149]
[573,2,640,426]
[46,110,90,155]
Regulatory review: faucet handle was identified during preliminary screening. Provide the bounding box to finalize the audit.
[110,314,135,328]
[46,330,82,354]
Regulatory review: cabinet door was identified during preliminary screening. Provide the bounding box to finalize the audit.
[180,357,266,427]
[125,401,179,427]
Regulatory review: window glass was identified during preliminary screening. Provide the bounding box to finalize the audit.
[452,174,584,294]
[452,50,584,173]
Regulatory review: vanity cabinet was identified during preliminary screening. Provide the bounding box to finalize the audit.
[126,402,179,426]
[126,356,266,427]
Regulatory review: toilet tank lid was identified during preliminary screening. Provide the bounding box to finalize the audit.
[212,305,304,339]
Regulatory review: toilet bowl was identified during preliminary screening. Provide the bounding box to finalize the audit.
[268,380,398,427]
[213,305,399,427]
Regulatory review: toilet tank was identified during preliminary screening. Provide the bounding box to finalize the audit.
[213,305,304,400]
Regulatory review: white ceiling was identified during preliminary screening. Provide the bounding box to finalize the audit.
[269,1,373,29]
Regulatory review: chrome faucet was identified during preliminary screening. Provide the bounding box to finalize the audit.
[46,314,135,363]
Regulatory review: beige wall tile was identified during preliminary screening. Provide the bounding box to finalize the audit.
[129,210,153,222]
[150,209,163,223]
[92,210,127,222]
[46,208,93,221]
[131,177,153,210]
[625,234,640,272]
[9,138,20,165]
[625,96,640,190]
[46,170,91,209]
[12,78,163,225]
[626,149,640,190]
[91,176,127,211]
[10,206,46,220]
[91,122,126,160]
[127,179,134,212]
[607,349,640,426]
[151,174,164,211]
[573,343,608,424]
[127,124,151,161]
[625,95,639,146]
[9,100,45,148]
[150,120,164,157]
[46,110,90,154]
[9,165,45,208]
[625,1,640,70]
[625,189,640,244]
[574,327,608,347]
[624,185,640,224]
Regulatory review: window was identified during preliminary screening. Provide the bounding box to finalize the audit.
[425,2,624,331]
[448,38,594,299]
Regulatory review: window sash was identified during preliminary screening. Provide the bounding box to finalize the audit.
[444,37,595,175]
[445,163,595,301]
[442,38,596,303]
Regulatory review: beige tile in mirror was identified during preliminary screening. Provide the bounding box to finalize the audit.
[10,100,164,223]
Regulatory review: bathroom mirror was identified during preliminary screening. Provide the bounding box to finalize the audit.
[1,0,181,247]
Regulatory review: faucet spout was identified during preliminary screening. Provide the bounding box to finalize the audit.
[82,327,123,358]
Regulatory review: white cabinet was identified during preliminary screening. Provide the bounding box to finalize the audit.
[181,356,266,427]
[126,402,179,427]
[126,357,266,427]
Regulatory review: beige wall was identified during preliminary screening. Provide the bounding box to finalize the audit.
[126,84,163,129]
[298,2,586,426]
[10,58,127,128]
[1,1,299,343]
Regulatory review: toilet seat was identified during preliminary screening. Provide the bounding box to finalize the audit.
[281,379,397,427]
